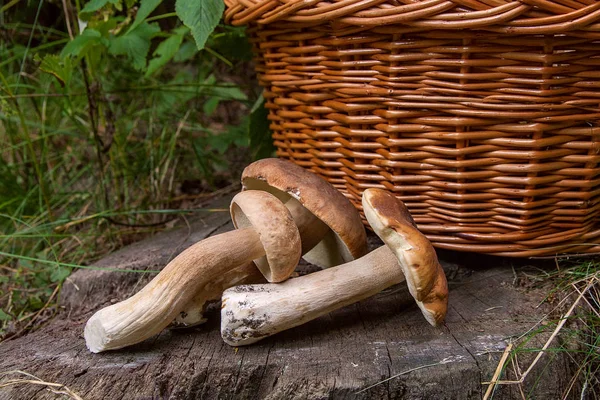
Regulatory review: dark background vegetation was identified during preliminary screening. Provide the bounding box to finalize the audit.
[0,0,272,338]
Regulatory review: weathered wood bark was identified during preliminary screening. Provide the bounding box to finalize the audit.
[0,194,581,399]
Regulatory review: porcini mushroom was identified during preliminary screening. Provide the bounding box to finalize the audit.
[86,159,369,351]
[174,158,368,327]
[241,158,368,267]
[84,190,302,353]
[220,188,449,346]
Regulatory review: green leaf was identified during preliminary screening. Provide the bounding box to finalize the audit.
[108,22,160,71]
[39,55,73,86]
[81,0,119,13]
[176,0,224,50]
[207,85,247,101]
[203,97,220,115]
[208,134,230,154]
[128,0,163,33]
[0,309,10,321]
[173,40,197,62]
[249,95,275,159]
[50,265,71,283]
[61,29,107,59]
[81,0,108,13]
[145,33,184,77]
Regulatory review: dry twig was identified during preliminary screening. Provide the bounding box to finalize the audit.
[0,370,83,399]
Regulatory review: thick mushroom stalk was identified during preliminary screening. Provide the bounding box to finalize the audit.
[170,261,265,328]
[220,189,449,346]
[221,246,401,345]
[84,190,302,353]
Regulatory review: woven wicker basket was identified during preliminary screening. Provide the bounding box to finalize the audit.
[224,0,600,257]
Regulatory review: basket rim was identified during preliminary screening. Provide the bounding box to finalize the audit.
[223,0,600,34]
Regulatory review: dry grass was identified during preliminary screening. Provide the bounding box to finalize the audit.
[482,262,600,399]
[0,370,84,399]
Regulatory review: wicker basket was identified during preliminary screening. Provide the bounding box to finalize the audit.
[224,0,600,257]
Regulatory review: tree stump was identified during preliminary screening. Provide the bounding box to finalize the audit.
[0,193,580,399]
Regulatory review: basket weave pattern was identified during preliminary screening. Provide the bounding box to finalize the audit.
[224,0,600,257]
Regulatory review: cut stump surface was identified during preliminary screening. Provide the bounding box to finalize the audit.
[0,194,578,399]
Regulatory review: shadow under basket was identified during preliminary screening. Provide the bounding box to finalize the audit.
[224,0,600,257]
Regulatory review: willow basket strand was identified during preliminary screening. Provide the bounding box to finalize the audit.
[224,0,600,257]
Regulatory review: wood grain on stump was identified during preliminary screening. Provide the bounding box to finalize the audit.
[0,194,579,399]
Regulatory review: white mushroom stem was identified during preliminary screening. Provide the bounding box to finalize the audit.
[85,228,264,353]
[221,246,405,346]
[171,261,265,327]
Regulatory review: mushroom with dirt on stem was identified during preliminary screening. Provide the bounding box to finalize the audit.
[220,188,449,346]
[85,158,368,350]
[172,158,368,327]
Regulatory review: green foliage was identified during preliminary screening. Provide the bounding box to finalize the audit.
[60,29,107,59]
[0,310,11,322]
[0,0,271,338]
[81,0,119,13]
[146,30,185,77]
[208,28,253,61]
[176,0,224,50]
[108,22,160,70]
[128,0,162,33]
[38,55,74,86]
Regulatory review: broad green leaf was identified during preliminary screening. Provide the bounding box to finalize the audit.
[108,22,160,71]
[60,29,106,59]
[249,95,275,159]
[50,265,71,283]
[128,0,163,33]
[81,0,108,13]
[0,309,10,321]
[81,0,119,14]
[145,33,184,77]
[206,85,247,101]
[203,97,220,115]
[176,0,224,50]
[39,55,73,86]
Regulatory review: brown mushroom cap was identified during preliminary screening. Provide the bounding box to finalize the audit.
[242,158,368,268]
[362,188,448,327]
[230,190,302,282]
